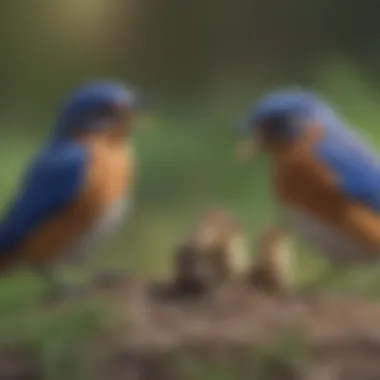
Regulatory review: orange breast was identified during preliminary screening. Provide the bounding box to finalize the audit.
[274,146,380,249]
[12,141,134,266]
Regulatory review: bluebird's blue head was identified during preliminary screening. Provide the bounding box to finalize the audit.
[244,88,345,148]
[54,80,140,141]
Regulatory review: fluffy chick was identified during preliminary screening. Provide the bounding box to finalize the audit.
[249,226,295,294]
[172,208,250,295]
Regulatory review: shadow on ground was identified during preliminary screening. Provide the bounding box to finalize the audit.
[3,276,380,380]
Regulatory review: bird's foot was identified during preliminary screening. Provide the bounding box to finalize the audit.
[41,282,91,306]
[42,272,128,305]
[90,270,129,290]
[33,265,89,305]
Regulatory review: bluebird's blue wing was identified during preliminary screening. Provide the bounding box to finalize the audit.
[249,88,380,212]
[0,144,88,254]
[316,127,380,212]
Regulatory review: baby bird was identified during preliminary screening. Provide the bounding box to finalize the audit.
[249,227,295,294]
[172,208,250,295]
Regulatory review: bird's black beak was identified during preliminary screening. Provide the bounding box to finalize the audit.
[235,120,262,162]
[235,137,262,162]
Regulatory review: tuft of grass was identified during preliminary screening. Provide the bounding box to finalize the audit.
[169,329,310,380]
[0,273,107,380]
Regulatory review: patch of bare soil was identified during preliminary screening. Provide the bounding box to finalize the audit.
[4,276,380,380]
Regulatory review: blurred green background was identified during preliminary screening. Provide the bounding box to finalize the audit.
[1,1,380,296]
[1,1,380,378]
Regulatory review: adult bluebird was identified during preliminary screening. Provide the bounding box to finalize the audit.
[0,80,140,298]
[239,89,380,265]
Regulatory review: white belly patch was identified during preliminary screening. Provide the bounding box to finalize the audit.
[283,207,380,263]
[63,197,131,263]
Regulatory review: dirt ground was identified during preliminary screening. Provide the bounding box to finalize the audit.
[4,276,380,380]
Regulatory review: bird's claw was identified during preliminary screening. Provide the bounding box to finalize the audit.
[42,283,90,306]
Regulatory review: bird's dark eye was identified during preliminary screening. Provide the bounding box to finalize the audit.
[259,115,294,140]
[92,104,115,119]
[261,115,288,130]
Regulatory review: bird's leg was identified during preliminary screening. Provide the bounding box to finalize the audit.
[33,265,86,304]
[34,265,66,303]
[66,254,128,290]
[90,270,129,289]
